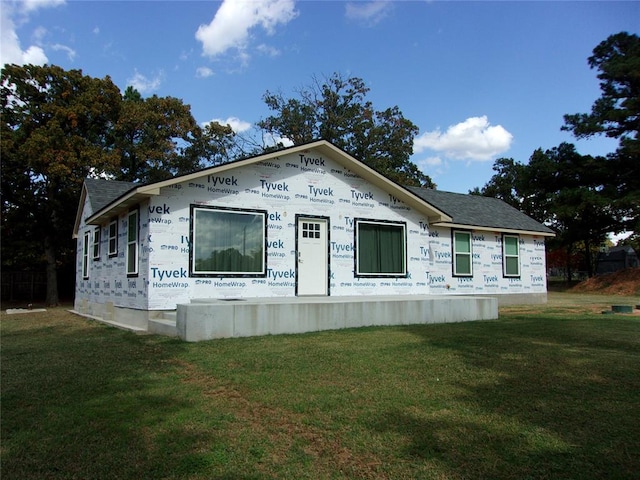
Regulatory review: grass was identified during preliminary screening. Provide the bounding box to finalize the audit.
[2,292,639,479]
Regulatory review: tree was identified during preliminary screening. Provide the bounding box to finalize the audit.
[257,73,434,187]
[563,32,640,235]
[530,144,616,278]
[1,64,122,305]
[112,87,234,184]
[1,65,236,304]
[470,157,526,209]
[477,144,620,278]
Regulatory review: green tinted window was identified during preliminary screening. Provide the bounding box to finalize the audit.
[503,235,520,277]
[357,221,406,276]
[453,231,472,276]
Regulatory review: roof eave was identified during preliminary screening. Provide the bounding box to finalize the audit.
[83,140,453,225]
[308,142,452,222]
[431,221,556,237]
[85,187,160,225]
[72,183,89,238]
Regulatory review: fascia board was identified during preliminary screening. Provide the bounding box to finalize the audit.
[72,183,89,239]
[310,142,452,222]
[432,222,556,237]
[83,140,454,226]
[85,187,160,225]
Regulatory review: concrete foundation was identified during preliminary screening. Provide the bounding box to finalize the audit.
[495,292,548,306]
[176,295,498,342]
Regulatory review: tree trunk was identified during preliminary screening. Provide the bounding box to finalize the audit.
[565,244,574,282]
[584,238,594,278]
[44,235,59,306]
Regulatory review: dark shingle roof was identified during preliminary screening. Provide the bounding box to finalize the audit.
[81,176,553,235]
[406,187,554,234]
[84,178,137,213]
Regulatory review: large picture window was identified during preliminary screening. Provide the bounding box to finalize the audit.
[453,230,472,276]
[503,234,520,277]
[108,219,118,257]
[355,220,406,276]
[126,210,139,276]
[191,206,266,276]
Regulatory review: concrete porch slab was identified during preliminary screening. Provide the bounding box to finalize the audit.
[177,295,498,342]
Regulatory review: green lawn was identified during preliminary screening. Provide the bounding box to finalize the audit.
[2,294,639,479]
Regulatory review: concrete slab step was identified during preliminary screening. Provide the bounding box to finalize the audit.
[148,318,178,337]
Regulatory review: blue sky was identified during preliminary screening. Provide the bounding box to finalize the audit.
[1,0,638,194]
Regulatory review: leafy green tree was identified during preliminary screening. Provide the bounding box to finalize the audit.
[476,144,620,278]
[257,73,434,187]
[1,64,122,304]
[529,144,616,277]
[470,157,526,209]
[1,66,236,303]
[112,87,234,184]
[563,31,640,235]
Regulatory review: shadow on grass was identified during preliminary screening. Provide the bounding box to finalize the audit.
[370,317,640,480]
[0,315,263,480]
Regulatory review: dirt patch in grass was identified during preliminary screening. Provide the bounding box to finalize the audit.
[570,267,640,296]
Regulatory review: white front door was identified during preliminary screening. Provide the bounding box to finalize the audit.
[297,217,329,296]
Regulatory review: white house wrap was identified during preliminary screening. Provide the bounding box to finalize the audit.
[73,140,554,339]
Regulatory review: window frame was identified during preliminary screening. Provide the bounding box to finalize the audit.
[190,205,267,278]
[92,227,101,260]
[502,234,521,278]
[108,219,118,257]
[126,209,139,277]
[354,218,407,278]
[452,230,473,277]
[82,231,90,279]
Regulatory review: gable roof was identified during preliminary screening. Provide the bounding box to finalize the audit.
[77,140,453,229]
[72,178,137,238]
[84,178,138,212]
[73,140,554,238]
[407,187,555,236]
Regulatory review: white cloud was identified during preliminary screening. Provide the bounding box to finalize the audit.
[414,116,513,161]
[257,43,280,57]
[20,44,48,65]
[416,155,446,178]
[51,43,76,61]
[423,156,443,167]
[196,66,214,78]
[127,70,163,94]
[0,0,66,66]
[345,1,393,26]
[206,116,252,133]
[21,0,65,14]
[195,0,298,60]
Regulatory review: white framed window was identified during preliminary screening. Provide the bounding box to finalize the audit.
[108,219,118,257]
[82,231,90,279]
[503,234,520,277]
[452,230,472,276]
[92,227,101,260]
[355,219,406,277]
[126,210,139,276]
[191,205,266,277]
